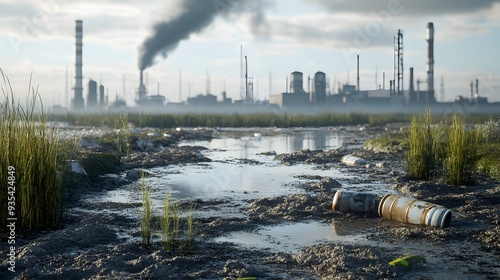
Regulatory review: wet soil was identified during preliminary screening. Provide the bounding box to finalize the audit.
[1,127,499,279]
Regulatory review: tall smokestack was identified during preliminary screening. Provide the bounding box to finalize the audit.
[73,20,84,110]
[409,67,415,104]
[470,80,474,100]
[356,54,360,91]
[138,70,147,100]
[409,67,415,93]
[476,79,479,97]
[426,22,435,101]
[383,72,385,90]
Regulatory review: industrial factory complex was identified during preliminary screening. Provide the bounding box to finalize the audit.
[64,20,498,115]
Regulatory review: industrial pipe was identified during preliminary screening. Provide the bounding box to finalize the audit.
[332,190,380,216]
[378,194,452,228]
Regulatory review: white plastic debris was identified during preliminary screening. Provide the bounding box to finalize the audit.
[341,155,367,166]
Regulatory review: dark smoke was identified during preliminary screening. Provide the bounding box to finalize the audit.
[138,0,268,71]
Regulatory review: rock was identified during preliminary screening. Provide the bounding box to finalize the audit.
[136,139,155,150]
[260,151,277,156]
[221,260,256,278]
[79,138,101,149]
[313,177,342,191]
[66,160,87,175]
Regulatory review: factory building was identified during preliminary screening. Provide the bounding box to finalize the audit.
[269,71,310,109]
[135,70,165,107]
[269,92,309,109]
[221,91,232,104]
[87,79,98,108]
[187,94,218,106]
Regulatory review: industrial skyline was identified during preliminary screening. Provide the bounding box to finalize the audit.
[1,0,499,107]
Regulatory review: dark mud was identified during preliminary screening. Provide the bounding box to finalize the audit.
[1,127,499,279]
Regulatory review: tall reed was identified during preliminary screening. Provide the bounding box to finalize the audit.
[187,203,195,248]
[404,108,437,180]
[113,113,131,162]
[140,171,153,248]
[52,112,419,128]
[172,203,181,242]
[0,71,63,231]
[444,114,479,185]
[161,194,172,250]
[160,194,196,253]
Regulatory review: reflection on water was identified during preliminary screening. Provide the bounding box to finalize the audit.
[181,129,343,158]
[86,129,390,218]
[149,130,348,199]
[215,219,380,253]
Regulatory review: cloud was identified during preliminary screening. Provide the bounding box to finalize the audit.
[242,13,395,51]
[309,0,500,16]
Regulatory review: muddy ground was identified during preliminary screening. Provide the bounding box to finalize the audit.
[1,127,499,279]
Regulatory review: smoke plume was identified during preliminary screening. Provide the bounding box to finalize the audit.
[138,0,267,71]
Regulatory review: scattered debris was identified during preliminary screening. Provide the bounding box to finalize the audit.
[341,155,367,166]
[259,151,277,156]
[332,190,380,216]
[379,194,452,228]
[389,254,426,267]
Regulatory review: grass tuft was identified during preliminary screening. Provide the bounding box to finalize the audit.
[140,171,153,248]
[404,109,484,185]
[0,71,64,232]
[160,194,196,253]
[405,108,437,180]
[161,194,172,250]
[444,114,479,185]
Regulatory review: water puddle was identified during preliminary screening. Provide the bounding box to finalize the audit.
[215,219,380,253]
[74,129,393,247]
[83,130,361,207]
[181,128,345,158]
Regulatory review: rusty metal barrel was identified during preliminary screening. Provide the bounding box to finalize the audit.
[378,194,452,228]
[332,190,380,216]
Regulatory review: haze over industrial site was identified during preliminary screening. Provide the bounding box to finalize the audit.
[1,0,499,110]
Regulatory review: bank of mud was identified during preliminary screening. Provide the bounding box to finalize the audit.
[1,127,499,279]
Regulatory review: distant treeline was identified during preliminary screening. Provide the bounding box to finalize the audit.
[45,112,498,128]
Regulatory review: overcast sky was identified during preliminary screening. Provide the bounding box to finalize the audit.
[1,0,499,107]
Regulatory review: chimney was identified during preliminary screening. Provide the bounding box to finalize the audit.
[409,67,415,93]
[138,70,147,100]
[356,54,360,92]
[470,80,474,100]
[383,72,385,90]
[73,20,84,110]
[426,22,435,100]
